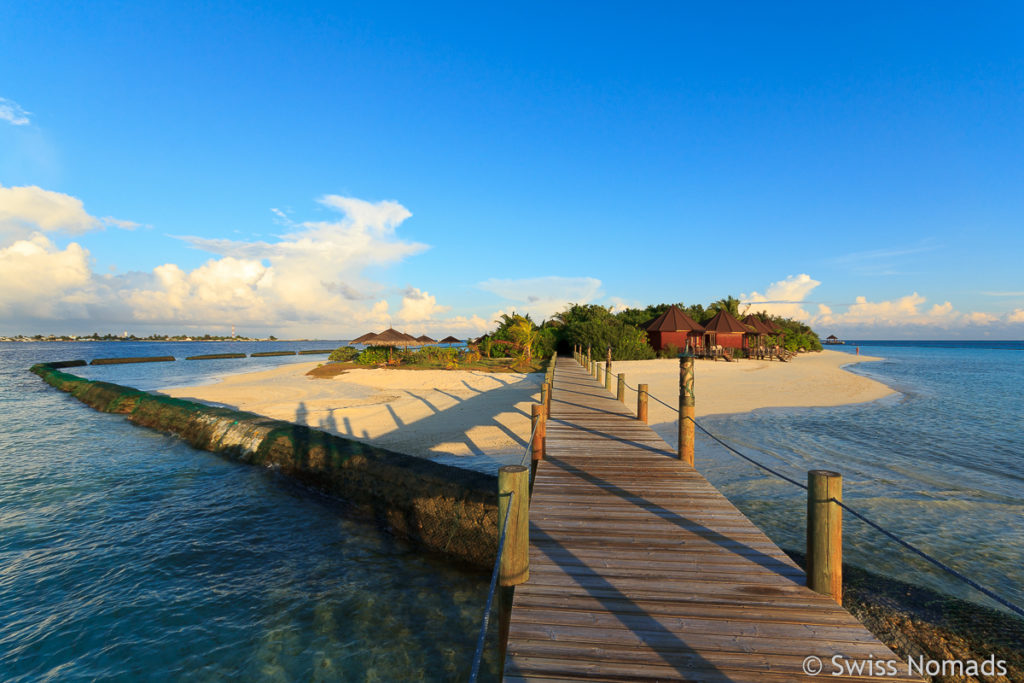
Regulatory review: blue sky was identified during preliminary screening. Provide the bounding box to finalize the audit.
[2,2,1022,338]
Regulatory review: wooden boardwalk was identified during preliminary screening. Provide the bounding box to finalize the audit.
[503,356,919,681]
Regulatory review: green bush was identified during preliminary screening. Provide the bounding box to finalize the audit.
[407,346,459,365]
[357,346,392,365]
[328,346,359,362]
[661,343,680,359]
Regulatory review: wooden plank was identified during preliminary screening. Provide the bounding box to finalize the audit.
[503,357,921,682]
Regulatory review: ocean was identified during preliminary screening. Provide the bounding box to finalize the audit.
[0,342,498,682]
[1,339,1021,679]
[695,340,1024,615]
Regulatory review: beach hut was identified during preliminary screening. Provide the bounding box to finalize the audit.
[644,305,705,353]
[742,315,775,359]
[702,309,751,353]
[365,328,422,361]
[415,335,437,344]
[439,335,462,345]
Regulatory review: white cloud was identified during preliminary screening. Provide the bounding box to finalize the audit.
[1008,309,1024,323]
[101,216,142,230]
[0,184,140,245]
[0,234,93,317]
[742,274,821,319]
[0,191,451,335]
[0,97,30,126]
[478,276,603,320]
[397,287,450,323]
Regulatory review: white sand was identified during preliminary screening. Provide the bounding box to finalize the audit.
[161,350,893,469]
[163,364,541,471]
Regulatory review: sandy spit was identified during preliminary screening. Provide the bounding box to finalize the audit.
[161,350,893,468]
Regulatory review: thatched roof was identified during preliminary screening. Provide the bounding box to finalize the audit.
[439,335,462,344]
[742,315,775,335]
[415,335,437,343]
[350,332,379,344]
[370,328,422,346]
[826,334,839,340]
[703,309,751,334]
[645,305,705,333]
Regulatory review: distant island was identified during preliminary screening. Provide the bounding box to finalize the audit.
[0,333,281,342]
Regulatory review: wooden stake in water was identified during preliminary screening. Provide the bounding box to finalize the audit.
[637,383,648,423]
[807,470,843,604]
[678,355,695,466]
[498,465,530,586]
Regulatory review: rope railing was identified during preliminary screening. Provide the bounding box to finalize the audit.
[468,490,514,682]
[595,366,1024,619]
[519,413,542,468]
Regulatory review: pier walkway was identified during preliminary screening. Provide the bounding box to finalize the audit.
[502,356,919,681]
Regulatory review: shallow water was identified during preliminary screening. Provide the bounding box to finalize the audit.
[692,341,1024,614]
[0,342,498,681]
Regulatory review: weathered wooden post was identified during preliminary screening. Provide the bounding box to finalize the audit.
[586,345,591,368]
[590,358,596,378]
[617,373,626,402]
[531,404,545,461]
[498,465,530,586]
[604,362,612,391]
[540,382,549,414]
[807,470,843,604]
[637,383,648,423]
[678,354,695,466]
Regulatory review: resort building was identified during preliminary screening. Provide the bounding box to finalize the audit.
[643,305,705,353]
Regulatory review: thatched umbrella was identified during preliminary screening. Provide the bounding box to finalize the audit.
[367,328,422,361]
[439,335,462,345]
[350,331,379,345]
[415,335,437,344]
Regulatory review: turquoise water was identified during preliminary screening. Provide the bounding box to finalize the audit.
[696,341,1024,614]
[4,339,1022,678]
[0,342,498,681]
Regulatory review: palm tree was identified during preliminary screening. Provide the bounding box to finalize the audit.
[710,296,743,317]
[510,319,537,362]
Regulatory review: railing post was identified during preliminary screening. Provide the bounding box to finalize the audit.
[678,355,695,466]
[498,465,530,586]
[637,383,648,423]
[543,381,551,417]
[807,470,843,604]
[531,404,545,461]
[590,359,596,378]
[604,362,612,391]
[540,382,549,414]
[617,373,626,402]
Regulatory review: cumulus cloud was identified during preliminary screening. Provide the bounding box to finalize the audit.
[0,184,138,244]
[0,234,93,318]
[397,287,450,323]
[742,274,821,319]
[0,190,475,337]
[478,276,603,320]
[741,274,1024,335]
[0,97,30,126]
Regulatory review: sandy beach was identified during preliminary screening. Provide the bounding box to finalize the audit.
[161,350,893,470]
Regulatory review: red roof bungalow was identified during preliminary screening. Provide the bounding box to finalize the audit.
[644,305,705,353]
[703,309,752,351]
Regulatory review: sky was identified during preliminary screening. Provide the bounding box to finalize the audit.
[2,2,1022,339]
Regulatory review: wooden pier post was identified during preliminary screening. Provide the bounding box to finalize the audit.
[586,345,591,368]
[540,382,549,415]
[807,470,843,604]
[605,362,612,391]
[678,355,695,466]
[498,465,530,586]
[590,359,596,378]
[617,373,626,402]
[543,381,552,417]
[637,383,648,423]
[531,404,545,461]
